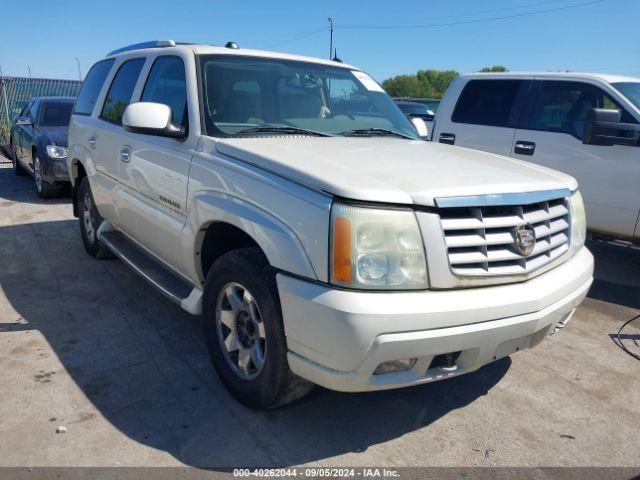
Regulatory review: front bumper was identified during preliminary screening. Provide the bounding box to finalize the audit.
[42,156,70,183]
[277,247,593,392]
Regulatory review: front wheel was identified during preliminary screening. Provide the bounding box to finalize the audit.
[203,248,313,409]
[76,176,113,259]
[33,154,59,198]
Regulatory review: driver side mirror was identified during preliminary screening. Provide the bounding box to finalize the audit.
[583,108,639,146]
[122,102,186,139]
[410,117,429,140]
[15,116,31,126]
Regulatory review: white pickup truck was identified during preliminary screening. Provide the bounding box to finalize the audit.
[429,72,640,242]
[67,42,593,409]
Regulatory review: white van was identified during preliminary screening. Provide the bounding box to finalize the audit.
[431,73,640,241]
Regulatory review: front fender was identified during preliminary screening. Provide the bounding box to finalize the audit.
[191,191,319,281]
[34,135,52,158]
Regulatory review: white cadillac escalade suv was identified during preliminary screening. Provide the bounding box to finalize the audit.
[67,41,594,409]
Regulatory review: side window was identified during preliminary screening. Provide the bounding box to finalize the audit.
[528,81,636,140]
[28,101,39,122]
[452,80,522,127]
[100,58,145,124]
[141,56,188,128]
[74,59,115,116]
[18,101,32,118]
[602,95,637,124]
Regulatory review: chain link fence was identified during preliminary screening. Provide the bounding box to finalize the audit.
[0,75,82,153]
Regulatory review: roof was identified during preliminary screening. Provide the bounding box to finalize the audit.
[393,100,426,106]
[460,71,640,84]
[32,96,76,102]
[105,40,357,70]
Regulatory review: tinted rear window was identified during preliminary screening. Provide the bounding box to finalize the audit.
[74,59,114,116]
[101,58,145,124]
[452,80,522,127]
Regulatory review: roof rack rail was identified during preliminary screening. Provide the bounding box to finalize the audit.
[106,40,192,57]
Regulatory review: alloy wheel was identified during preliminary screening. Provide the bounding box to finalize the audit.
[34,156,43,192]
[215,282,267,380]
[82,191,96,242]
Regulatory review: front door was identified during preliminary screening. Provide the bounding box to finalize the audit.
[511,80,640,239]
[19,100,40,170]
[116,55,195,275]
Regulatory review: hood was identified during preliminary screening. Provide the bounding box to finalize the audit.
[215,137,577,207]
[38,126,68,146]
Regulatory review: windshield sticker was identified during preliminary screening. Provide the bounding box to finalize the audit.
[352,71,384,92]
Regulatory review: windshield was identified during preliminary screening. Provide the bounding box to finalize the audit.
[612,82,640,111]
[39,101,73,126]
[199,55,418,139]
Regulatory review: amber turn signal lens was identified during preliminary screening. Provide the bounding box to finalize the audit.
[332,216,352,283]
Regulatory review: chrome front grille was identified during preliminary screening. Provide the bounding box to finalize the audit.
[439,197,571,276]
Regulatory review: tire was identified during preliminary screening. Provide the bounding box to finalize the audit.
[203,247,313,409]
[10,140,26,176]
[76,176,113,259]
[33,153,59,198]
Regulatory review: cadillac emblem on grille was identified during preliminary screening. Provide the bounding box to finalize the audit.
[514,223,536,256]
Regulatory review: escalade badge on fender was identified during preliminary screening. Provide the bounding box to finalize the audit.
[514,224,536,256]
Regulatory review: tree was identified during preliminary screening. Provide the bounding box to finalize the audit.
[382,69,459,98]
[479,65,508,72]
[381,75,424,98]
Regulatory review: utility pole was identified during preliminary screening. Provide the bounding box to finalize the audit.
[27,66,32,78]
[328,17,333,60]
[74,57,82,80]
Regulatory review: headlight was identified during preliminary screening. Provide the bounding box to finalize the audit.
[330,202,428,290]
[46,145,68,158]
[569,191,586,255]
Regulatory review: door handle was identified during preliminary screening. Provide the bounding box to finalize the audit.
[119,146,131,163]
[514,140,535,155]
[88,135,97,149]
[439,132,456,145]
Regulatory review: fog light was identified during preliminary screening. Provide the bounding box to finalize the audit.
[52,161,68,177]
[373,358,417,374]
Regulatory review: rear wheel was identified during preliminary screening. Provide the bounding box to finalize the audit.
[76,176,113,259]
[10,140,26,176]
[203,248,313,409]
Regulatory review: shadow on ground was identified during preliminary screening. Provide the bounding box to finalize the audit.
[0,157,71,205]
[586,239,640,310]
[0,215,512,467]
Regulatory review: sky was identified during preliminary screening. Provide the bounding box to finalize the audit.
[1,0,638,82]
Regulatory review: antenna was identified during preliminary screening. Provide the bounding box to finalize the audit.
[328,17,334,60]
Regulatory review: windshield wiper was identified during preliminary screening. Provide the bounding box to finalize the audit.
[232,124,334,137]
[337,128,414,139]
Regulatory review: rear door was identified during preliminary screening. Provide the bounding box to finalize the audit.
[70,58,117,219]
[94,58,147,181]
[511,80,640,238]
[434,78,528,156]
[115,53,196,274]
